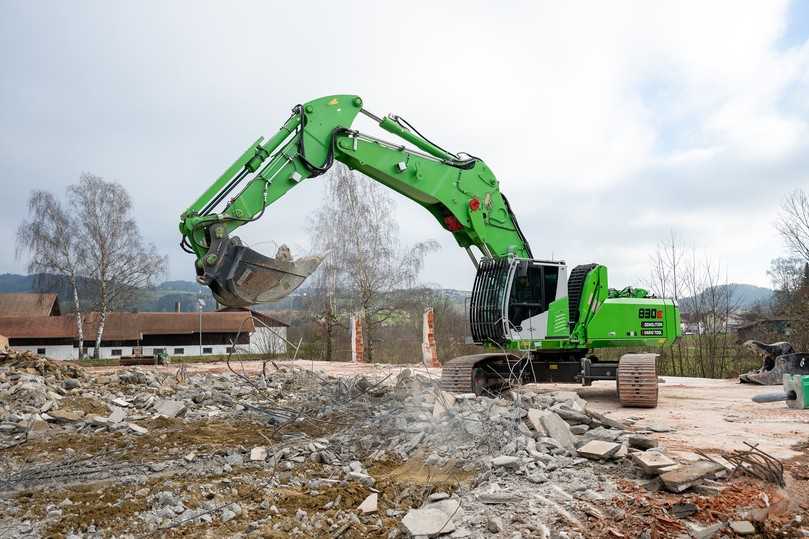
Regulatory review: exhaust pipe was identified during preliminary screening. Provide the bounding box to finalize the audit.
[197,233,321,307]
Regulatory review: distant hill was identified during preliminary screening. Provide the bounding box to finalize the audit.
[679,283,773,313]
[0,273,216,313]
[3,272,771,315]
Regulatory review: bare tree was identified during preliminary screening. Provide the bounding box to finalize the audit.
[310,164,439,362]
[768,256,809,350]
[648,232,687,375]
[777,189,809,263]
[682,255,738,378]
[16,191,86,357]
[69,173,167,358]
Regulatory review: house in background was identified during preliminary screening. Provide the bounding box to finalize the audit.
[0,293,288,359]
[0,293,60,317]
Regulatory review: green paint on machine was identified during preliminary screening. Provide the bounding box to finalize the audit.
[179,94,681,404]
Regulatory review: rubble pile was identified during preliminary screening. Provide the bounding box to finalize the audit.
[0,351,805,538]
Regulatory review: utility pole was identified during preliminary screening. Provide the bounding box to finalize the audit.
[198,296,205,355]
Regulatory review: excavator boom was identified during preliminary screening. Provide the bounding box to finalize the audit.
[180,95,531,305]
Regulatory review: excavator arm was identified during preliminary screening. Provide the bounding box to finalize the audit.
[180,95,532,306]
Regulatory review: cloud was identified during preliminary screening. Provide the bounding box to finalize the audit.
[1,1,807,294]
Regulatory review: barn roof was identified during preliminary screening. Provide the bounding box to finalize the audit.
[0,293,60,317]
[0,311,255,341]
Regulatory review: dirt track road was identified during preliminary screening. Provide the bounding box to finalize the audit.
[87,359,809,459]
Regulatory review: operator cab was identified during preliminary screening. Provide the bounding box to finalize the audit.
[469,258,567,344]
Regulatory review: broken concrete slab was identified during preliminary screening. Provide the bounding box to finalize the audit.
[729,521,755,536]
[491,455,521,468]
[526,408,547,436]
[582,426,623,442]
[358,493,378,514]
[128,422,148,436]
[631,451,677,474]
[46,409,84,423]
[660,460,724,492]
[427,498,460,520]
[154,399,186,418]
[686,521,724,539]
[577,440,621,460]
[538,411,577,456]
[553,407,591,425]
[250,446,267,461]
[569,424,590,435]
[584,406,625,429]
[400,507,455,536]
[107,406,126,424]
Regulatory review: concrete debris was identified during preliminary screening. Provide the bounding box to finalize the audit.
[128,422,148,435]
[526,408,546,435]
[107,406,126,423]
[400,507,455,536]
[631,451,677,475]
[1,347,800,537]
[537,410,577,456]
[577,440,621,460]
[659,460,724,492]
[250,446,267,461]
[729,520,756,535]
[154,399,186,418]
[487,515,504,533]
[358,493,378,514]
[491,455,521,468]
[686,521,724,539]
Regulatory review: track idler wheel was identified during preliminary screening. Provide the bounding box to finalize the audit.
[617,353,658,408]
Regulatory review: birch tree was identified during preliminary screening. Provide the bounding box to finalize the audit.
[310,165,439,362]
[16,191,86,357]
[69,173,166,358]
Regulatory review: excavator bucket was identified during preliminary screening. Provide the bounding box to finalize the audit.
[200,236,321,307]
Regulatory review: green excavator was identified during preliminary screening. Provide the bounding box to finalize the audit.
[180,95,681,407]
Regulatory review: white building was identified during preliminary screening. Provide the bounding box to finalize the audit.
[0,294,289,360]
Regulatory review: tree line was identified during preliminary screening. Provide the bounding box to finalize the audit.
[647,189,809,378]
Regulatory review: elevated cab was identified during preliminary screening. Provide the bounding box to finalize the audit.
[469,258,568,344]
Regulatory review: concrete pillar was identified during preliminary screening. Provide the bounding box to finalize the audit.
[351,314,364,363]
[422,307,440,368]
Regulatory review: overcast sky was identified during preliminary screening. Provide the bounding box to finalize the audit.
[1,1,808,292]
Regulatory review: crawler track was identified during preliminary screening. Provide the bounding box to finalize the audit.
[617,353,659,408]
[439,354,493,393]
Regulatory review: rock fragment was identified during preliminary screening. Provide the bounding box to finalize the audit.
[128,422,148,435]
[729,521,755,536]
[660,460,724,492]
[250,446,267,461]
[577,440,621,460]
[631,451,676,475]
[400,507,455,536]
[538,411,576,456]
[358,493,378,514]
[154,399,186,418]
